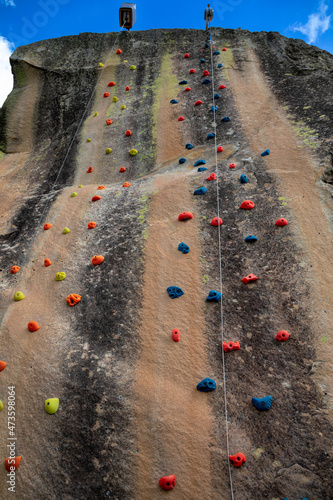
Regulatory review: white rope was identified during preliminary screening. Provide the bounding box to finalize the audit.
[208,25,235,500]
[0,24,126,328]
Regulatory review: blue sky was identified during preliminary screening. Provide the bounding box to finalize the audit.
[0,0,332,105]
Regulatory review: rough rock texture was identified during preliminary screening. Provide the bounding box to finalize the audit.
[0,28,333,500]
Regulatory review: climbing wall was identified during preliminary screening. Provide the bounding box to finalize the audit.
[0,28,333,500]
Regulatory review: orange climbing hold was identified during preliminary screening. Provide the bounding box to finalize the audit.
[125,130,132,136]
[92,255,104,266]
[88,221,97,229]
[97,185,106,190]
[10,266,20,274]
[103,92,110,98]
[92,195,101,202]
[206,173,216,181]
[203,70,209,76]
[44,223,52,230]
[194,100,203,106]
[223,341,240,352]
[184,87,191,91]
[0,360,7,371]
[108,82,115,87]
[172,328,180,342]
[5,456,21,472]
[178,212,193,221]
[44,258,52,267]
[66,294,81,306]
[106,119,113,125]
[275,218,288,226]
[240,200,255,210]
[116,48,122,54]
[217,146,224,153]
[241,273,258,284]
[211,217,223,226]
[119,167,126,172]
[28,321,40,332]
[189,68,195,74]
[229,453,246,467]
[87,166,93,173]
[178,116,185,121]
[184,53,189,58]
[229,163,236,169]
[123,182,131,187]
[125,86,130,91]
[219,84,226,89]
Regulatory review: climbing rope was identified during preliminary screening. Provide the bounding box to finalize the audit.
[0,23,126,329]
[207,24,235,500]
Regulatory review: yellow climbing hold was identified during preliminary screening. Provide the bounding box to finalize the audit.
[130,65,136,70]
[78,184,83,188]
[71,192,78,197]
[62,227,70,234]
[0,400,3,411]
[55,272,66,281]
[120,105,127,110]
[14,291,25,301]
[129,149,138,156]
[99,62,104,67]
[45,398,59,414]
[105,148,112,154]
[123,60,128,63]
[86,138,91,142]
[112,96,118,102]
[93,112,99,117]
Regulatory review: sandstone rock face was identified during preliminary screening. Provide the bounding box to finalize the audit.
[0,29,332,499]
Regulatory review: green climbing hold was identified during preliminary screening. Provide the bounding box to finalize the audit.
[62,227,70,234]
[14,291,25,301]
[55,272,66,281]
[120,104,126,110]
[86,138,91,142]
[0,400,3,411]
[130,65,136,70]
[45,398,59,415]
[106,148,112,154]
[71,192,78,197]
[130,149,138,156]
[93,112,99,117]
[78,184,83,188]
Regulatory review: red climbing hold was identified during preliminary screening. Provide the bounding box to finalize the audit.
[184,53,190,58]
[87,166,93,173]
[125,130,132,136]
[88,222,97,229]
[108,82,115,87]
[116,49,122,54]
[211,217,223,226]
[0,360,7,371]
[10,266,20,274]
[28,321,40,332]
[275,218,288,226]
[5,456,21,472]
[97,185,106,190]
[217,146,224,153]
[106,119,113,125]
[229,453,246,467]
[178,116,185,121]
[44,258,52,266]
[241,273,258,284]
[103,92,110,98]
[172,328,180,342]
[223,341,240,352]
[189,68,195,74]
[123,182,131,187]
[92,255,104,266]
[206,173,216,181]
[203,70,210,76]
[240,200,255,210]
[159,475,176,491]
[66,294,81,306]
[119,167,126,172]
[229,163,236,169]
[222,47,227,51]
[184,87,191,91]
[44,223,52,230]
[178,212,193,221]
[125,86,130,91]
[219,85,226,89]
[194,100,203,106]
[92,195,101,202]
[276,330,290,342]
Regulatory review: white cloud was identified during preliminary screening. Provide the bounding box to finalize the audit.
[292,1,331,44]
[0,36,14,107]
[1,0,16,6]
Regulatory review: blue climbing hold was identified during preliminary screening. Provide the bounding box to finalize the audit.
[207,133,215,140]
[240,174,248,184]
[205,43,209,48]
[179,158,186,164]
[221,116,230,122]
[194,187,207,195]
[179,80,188,85]
[200,58,206,63]
[178,242,190,254]
[186,143,194,150]
[213,51,220,55]
[261,149,270,156]
[214,93,221,99]
[252,396,273,411]
[245,235,258,243]
[194,160,206,166]
[170,99,178,104]
[218,63,223,68]
[210,106,218,112]
[197,378,216,392]
[198,167,208,172]
[201,79,211,84]
[206,290,222,302]
[167,286,184,299]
